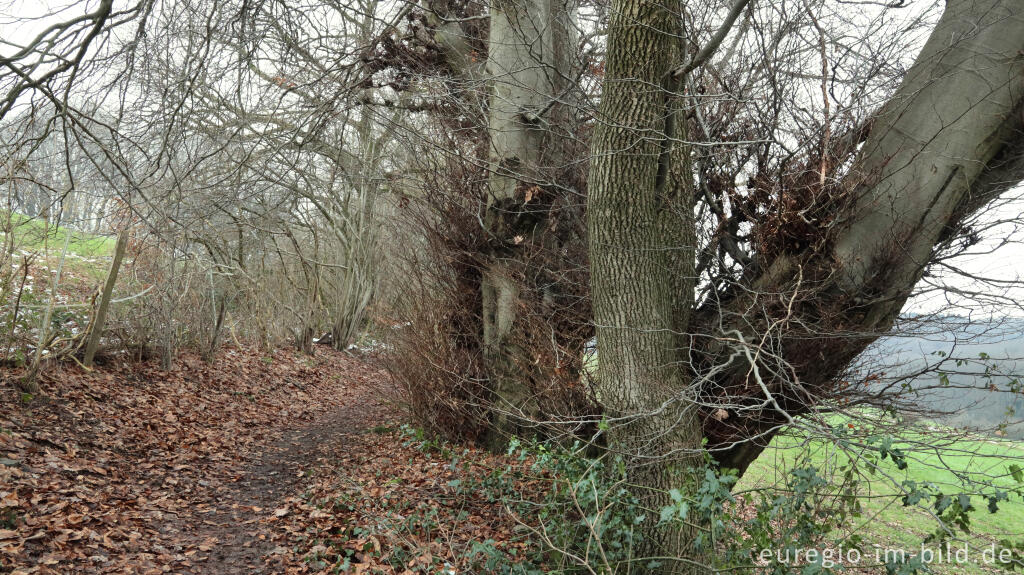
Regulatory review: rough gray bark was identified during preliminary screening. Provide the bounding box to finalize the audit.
[589,0,1024,570]
[586,0,706,571]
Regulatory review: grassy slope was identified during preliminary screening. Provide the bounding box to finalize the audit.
[739,424,1024,573]
[2,212,115,287]
[2,211,115,258]
[0,212,116,356]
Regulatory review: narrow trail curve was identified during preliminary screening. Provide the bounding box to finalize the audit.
[1,347,393,574]
[166,396,380,575]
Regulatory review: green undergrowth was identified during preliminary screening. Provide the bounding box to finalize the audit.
[303,420,1024,575]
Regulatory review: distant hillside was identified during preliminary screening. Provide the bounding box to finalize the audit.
[868,316,1024,439]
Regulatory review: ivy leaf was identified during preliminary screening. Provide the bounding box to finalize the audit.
[1010,464,1024,484]
[659,506,675,523]
[677,502,690,520]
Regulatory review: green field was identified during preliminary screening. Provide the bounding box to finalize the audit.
[1,211,115,258]
[739,421,1024,573]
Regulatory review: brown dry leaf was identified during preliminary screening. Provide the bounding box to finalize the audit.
[1,346,372,573]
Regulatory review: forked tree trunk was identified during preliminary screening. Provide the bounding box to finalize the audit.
[589,0,1024,570]
[701,0,1024,475]
[330,101,383,352]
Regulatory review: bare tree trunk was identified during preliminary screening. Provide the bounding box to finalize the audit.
[83,228,129,368]
[588,0,1024,567]
[330,104,382,352]
[160,252,177,371]
[586,0,707,571]
[482,0,577,449]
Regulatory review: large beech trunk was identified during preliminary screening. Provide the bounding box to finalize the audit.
[481,0,578,448]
